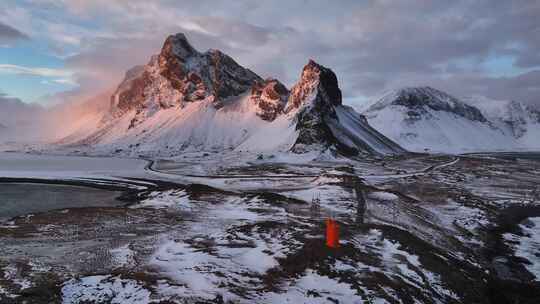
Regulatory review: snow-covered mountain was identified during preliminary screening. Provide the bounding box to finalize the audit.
[362,87,540,153]
[470,97,540,149]
[62,33,404,157]
[282,59,404,155]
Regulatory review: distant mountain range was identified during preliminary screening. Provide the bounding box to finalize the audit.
[362,87,540,153]
[60,33,404,157]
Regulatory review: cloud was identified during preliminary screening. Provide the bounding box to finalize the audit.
[0,64,75,85]
[0,21,29,45]
[7,0,540,108]
[0,90,43,132]
[431,70,540,105]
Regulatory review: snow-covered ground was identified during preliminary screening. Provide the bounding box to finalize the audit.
[62,275,151,304]
[503,217,540,281]
[1,150,540,303]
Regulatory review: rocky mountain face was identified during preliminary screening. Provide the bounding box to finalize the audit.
[110,33,262,123]
[249,78,288,121]
[286,60,342,153]
[64,33,404,157]
[285,60,342,112]
[281,60,404,155]
[363,87,540,153]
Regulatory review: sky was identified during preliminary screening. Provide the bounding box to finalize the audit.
[0,0,539,108]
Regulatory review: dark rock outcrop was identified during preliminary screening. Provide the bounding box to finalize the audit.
[205,49,262,103]
[111,65,148,116]
[250,78,289,121]
[286,60,404,156]
[286,59,342,113]
[156,34,263,103]
[157,34,206,103]
[286,60,352,154]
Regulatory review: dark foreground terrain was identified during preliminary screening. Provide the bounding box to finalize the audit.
[0,152,539,303]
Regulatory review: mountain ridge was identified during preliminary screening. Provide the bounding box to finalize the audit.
[60,33,405,158]
[363,87,540,153]
[366,87,487,123]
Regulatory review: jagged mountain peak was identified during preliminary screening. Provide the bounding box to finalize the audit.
[109,32,262,122]
[285,59,342,113]
[161,33,198,59]
[285,60,403,155]
[156,34,262,103]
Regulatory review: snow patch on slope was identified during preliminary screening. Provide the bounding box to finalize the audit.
[62,275,151,304]
[503,217,540,281]
[87,94,298,156]
[263,269,364,303]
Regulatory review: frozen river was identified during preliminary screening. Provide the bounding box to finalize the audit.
[0,183,123,221]
[0,152,149,221]
[0,152,148,180]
